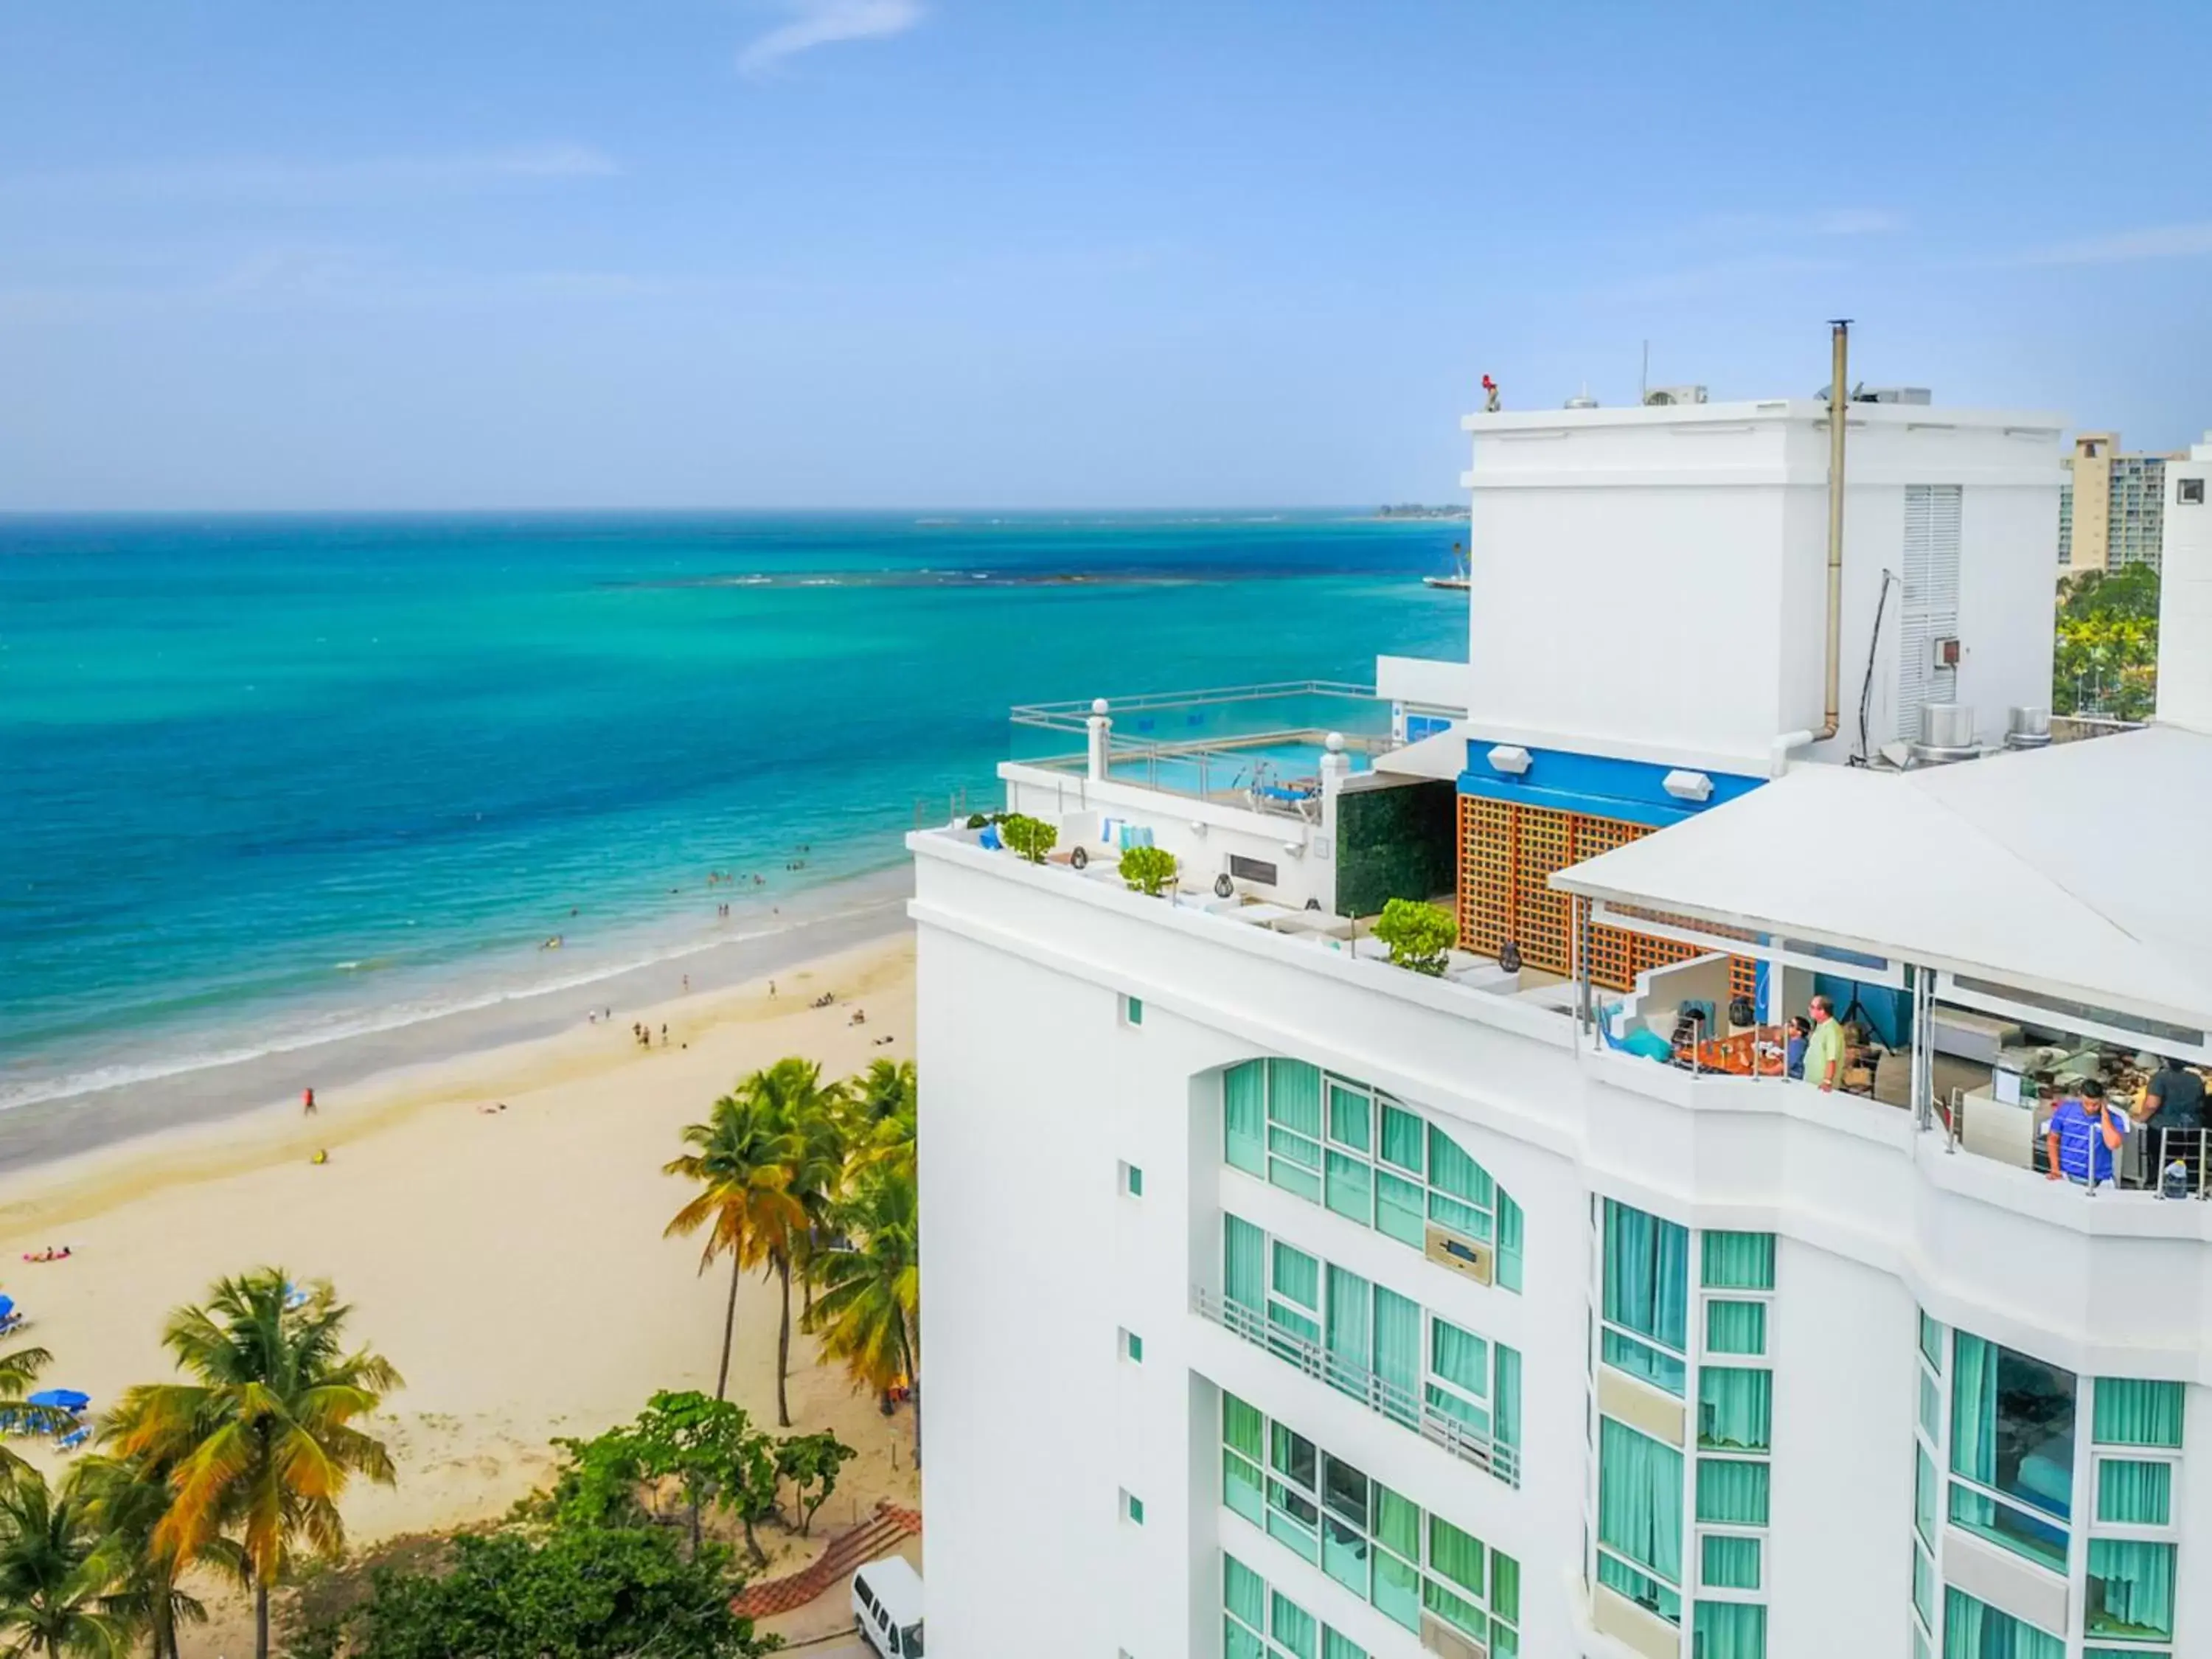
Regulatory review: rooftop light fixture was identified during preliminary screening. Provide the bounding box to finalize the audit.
[1663,769,1714,803]
[1486,745,1532,776]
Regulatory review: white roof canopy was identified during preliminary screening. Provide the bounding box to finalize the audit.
[1551,727,2212,1033]
[1371,722,1467,782]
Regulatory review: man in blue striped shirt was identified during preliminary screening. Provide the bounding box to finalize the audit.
[2045,1078,2129,1187]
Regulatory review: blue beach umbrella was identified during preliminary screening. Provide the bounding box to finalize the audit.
[27,1388,88,1411]
[0,1295,14,1321]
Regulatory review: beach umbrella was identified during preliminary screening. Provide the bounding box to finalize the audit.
[0,1295,14,1321]
[27,1388,88,1411]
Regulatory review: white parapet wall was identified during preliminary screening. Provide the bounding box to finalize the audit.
[2158,434,2212,734]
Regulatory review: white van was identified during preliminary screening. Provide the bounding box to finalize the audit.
[851,1554,925,1658]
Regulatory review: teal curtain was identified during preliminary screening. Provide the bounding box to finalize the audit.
[2087,1539,2176,1641]
[1603,1328,1686,1397]
[1223,1391,1263,1458]
[1427,1515,1485,1597]
[1224,1552,1265,1628]
[1375,1170,1426,1245]
[1702,1534,1759,1589]
[1225,1062,1266,1174]
[1693,1601,1766,1659]
[1222,1447,1263,1523]
[1706,1300,1765,1355]
[1225,1215,1265,1310]
[1913,1541,1933,1630]
[1597,1552,1680,1624]
[1916,1445,1937,1545]
[1327,1082,1371,1150]
[1430,1317,1490,1397]
[1597,1417,1684,1585]
[1324,1150,1371,1224]
[1495,1192,1524,1292]
[1324,1265,1371,1395]
[1920,1369,1943,1440]
[1696,1458,1769,1526]
[2096,1457,2171,1525]
[1427,1125,1495,1208]
[1428,1191,1492,1242]
[1372,1481,1418,1558]
[2093,1377,2183,1447]
[1920,1310,1944,1370]
[1321,1631,1366,1659]
[1698,1367,1772,1452]
[1603,1200,1689,1351]
[1494,1343,1522,1450]
[1944,1587,2064,1659]
[1379,1103,1425,1173]
[1267,1059,1323,1137]
[1700,1231,1775,1290]
[1371,1548,1420,1630]
[1224,1617,1265,1659]
[1422,1577,1486,1641]
[1270,1590,1317,1659]
[1950,1332,1997,1482]
[1272,1240,1319,1310]
[1371,1286,1421,1422]
[1492,1552,1520,1623]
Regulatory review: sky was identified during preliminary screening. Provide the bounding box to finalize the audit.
[1,0,2208,510]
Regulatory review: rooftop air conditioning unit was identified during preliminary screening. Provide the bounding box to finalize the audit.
[1424,1222,1495,1286]
[1643,384,1708,407]
[1860,386,1933,406]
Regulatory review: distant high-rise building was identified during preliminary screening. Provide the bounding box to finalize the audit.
[2060,431,2180,575]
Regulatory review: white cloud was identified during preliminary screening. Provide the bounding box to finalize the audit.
[738,0,924,77]
[0,145,619,204]
[2012,221,2212,267]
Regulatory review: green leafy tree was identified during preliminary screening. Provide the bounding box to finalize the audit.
[773,1433,855,1537]
[1118,845,1178,896]
[69,1454,214,1659]
[998,813,1057,863]
[0,1468,125,1659]
[804,1161,920,1466]
[2054,566,2160,719]
[549,1393,784,1568]
[304,1523,769,1659]
[106,1270,401,1659]
[1372,897,1457,976]
[850,1058,915,1131]
[0,1338,64,1481]
[664,1091,806,1404]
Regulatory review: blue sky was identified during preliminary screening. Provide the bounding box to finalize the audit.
[2,1,2206,509]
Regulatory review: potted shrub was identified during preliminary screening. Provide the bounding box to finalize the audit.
[999,813,1058,864]
[1372,898,1456,976]
[1119,845,1178,896]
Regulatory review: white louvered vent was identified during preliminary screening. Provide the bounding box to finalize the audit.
[1899,484,1963,742]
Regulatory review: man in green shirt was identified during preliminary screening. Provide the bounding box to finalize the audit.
[1805,995,1847,1092]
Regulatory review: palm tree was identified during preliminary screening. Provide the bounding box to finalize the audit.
[68,1456,211,1659]
[851,1058,914,1130]
[743,1059,849,1427]
[664,1088,806,1405]
[0,1338,60,1481]
[106,1270,401,1659]
[804,1161,921,1465]
[0,1470,124,1659]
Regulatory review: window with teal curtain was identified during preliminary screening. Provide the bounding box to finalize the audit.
[1371,1286,1422,1424]
[1920,1368,1942,1441]
[1695,1458,1768,1526]
[1324,1265,1370,1398]
[1324,1150,1371,1224]
[1422,1577,1486,1641]
[2093,1377,2183,1447]
[1272,1241,1319,1310]
[2096,1458,2171,1525]
[1225,1215,1265,1310]
[1267,1059,1323,1135]
[1223,1446,1263,1523]
[1952,1332,2077,1523]
[1919,1310,1943,1370]
[1604,1200,1689,1352]
[2087,1539,2176,1641]
[1225,1062,1267,1174]
[1267,1481,1321,1563]
[1492,1553,1520,1624]
[1495,1192,1524,1292]
[1427,1515,1485,1597]
[1693,1600,1766,1659]
[1327,1082,1371,1151]
[1912,1541,1933,1630]
[1371,1548,1420,1630]
[1943,1586,2064,1659]
[1701,1533,1760,1589]
[1321,1513,1367,1597]
[1706,1300,1766,1355]
[1597,1552,1681,1624]
[1598,1417,1685,1585]
[1373,1481,1418,1558]
[1915,1445,1936,1547]
[1270,1590,1318,1659]
[1697,1367,1771,1453]
[1225,1391,1263,1457]
[1427,1127,1495,1239]
[1494,1344,1522,1453]
[1374,1169,1426,1245]
[1602,1328,1686,1397]
[1947,1484,2067,1573]
[1225,1551,1266,1627]
[1700,1231,1775,1290]
[1224,1620,1265,1659]
[1379,1103,1425,1174]
[1321,1631,1367,1659]
[1427,1318,1492,1435]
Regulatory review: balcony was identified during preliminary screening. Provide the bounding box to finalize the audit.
[1190,1283,1521,1489]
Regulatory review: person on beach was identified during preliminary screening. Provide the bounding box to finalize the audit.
[302,1087,317,1116]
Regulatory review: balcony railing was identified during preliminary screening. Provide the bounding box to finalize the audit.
[1190,1284,1520,1489]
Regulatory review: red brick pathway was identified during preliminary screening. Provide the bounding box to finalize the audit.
[731,1500,922,1618]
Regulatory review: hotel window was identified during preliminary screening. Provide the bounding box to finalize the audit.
[2180,477,2205,505]
[1219,1391,1522,1654]
[1222,1553,1372,1659]
[1597,1416,1684,1624]
[1121,1161,1143,1198]
[1601,1200,1689,1396]
[1121,1488,1144,1526]
[1222,1060,1523,1291]
[1943,1587,2062,1659]
[1120,1327,1142,1364]
[1947,1332,2076,1573]
[1122,995,1144,1026]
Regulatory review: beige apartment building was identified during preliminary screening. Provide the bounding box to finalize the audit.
[2059,431,2180,574]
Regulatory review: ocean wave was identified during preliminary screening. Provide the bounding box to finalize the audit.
[0,894,905,1115]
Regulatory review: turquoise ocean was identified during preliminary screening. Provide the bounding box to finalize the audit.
[0,513,1464,1127]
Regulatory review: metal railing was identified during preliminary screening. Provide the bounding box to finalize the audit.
[1010,680,1377,733]
[1189,1284,1520,1488]
[1944,1096,2212,1200]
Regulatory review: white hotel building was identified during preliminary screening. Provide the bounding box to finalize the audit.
[907,379,2212,1659]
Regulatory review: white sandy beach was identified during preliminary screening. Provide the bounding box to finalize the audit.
[0,933,920,1646]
